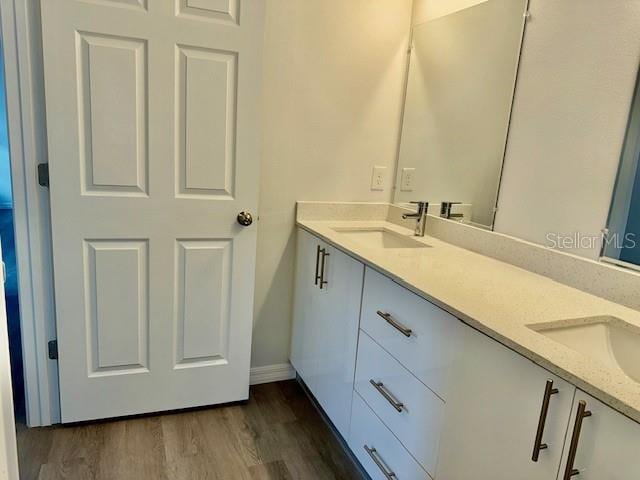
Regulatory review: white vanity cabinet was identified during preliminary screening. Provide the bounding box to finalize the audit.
[557,390,640,480]
[435,317,640,480]
[435,325,576,480]
[290,228,364,439]
[291,227,640,480]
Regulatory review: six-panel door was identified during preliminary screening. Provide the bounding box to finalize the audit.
[41,0,265,421]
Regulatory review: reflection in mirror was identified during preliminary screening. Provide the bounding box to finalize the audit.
[394,0,528,228]
[604,73,640,267]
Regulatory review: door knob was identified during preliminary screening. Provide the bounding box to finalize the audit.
[237,211,253,226]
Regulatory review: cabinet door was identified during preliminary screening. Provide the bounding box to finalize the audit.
[290,228,322,378]
[290,229,364,438]
[437,326,575,480]
[558,390,640,480]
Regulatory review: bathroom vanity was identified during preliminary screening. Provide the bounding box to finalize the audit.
[290,203,640,480]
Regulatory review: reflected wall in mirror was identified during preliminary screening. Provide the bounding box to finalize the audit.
[394,0,528,228]
[604,73,640,268]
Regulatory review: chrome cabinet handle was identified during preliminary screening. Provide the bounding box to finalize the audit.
[364,445,397,479]
[377,311,412,337]
[370,379,405,412]
[563,401,592,479]
[532,380,559,461]
[318,248,329,289]
[314,245,322,285]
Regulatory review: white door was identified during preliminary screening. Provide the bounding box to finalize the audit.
[41,0,264,422]
[0,245,19,479]
[436,326,575,480]
[558,390,640,479]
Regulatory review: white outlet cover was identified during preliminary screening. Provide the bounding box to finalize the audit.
[401,167,415,191]
[371,166,387,191]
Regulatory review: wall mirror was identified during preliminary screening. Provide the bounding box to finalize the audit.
[603,74,640,268]
[394,0,528,228]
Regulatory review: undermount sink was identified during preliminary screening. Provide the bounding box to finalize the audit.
[331,227,431,249]
[529,316,640,383]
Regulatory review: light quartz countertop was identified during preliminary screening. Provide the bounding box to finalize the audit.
[297,218,640,423]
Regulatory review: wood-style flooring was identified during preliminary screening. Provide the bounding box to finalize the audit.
[17,380,364,480]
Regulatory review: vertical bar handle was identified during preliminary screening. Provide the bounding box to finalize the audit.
[563,401,592,479]
[364,445,397,479]
[314,245,322,285]
[532,380,559,461]
[319,248,329,289]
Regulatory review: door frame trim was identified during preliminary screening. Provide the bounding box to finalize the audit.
[0,0,60,426]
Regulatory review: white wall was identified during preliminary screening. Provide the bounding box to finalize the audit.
[494,0,640,258]
[412,0,488,24]
[252,0,412,367]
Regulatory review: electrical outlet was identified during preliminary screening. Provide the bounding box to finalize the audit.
[401,168,415,191]
[371,166,387,191]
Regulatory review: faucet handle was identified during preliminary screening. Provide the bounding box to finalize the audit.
[410,201,429,213]
[441,201,465,219]
[440,201,461,217]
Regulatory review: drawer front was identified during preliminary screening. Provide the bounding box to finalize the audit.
[361,267,465,398]
[355,331,444,476]
[349,392,430,480]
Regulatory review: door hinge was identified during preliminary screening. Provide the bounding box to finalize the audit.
[48,340,58,360]
[37,163,49,187]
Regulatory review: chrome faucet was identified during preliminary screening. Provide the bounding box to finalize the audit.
[402,201,429,236]
[440,201,464,220]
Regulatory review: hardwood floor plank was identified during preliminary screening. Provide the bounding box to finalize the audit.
[16,423,53,480]
[248,460,292,480]
[17,381,364,480]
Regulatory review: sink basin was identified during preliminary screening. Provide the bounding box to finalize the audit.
[529,316,640,382]
[331,227,431,249]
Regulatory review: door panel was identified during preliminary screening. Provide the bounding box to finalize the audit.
[175,239,231,366]
[86,240,149,374]
[177,0,240,24]
[41,0,264,422]
[79,33,148,195]
[177,45,236,197]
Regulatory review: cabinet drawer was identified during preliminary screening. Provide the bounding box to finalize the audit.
[349,392,430,480]
[361,267,465,398]
[355,331,444,476]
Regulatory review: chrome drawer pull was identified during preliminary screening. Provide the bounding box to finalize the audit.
[563,401,592,479]
[364,445,397,479]
[370,379,405,413]
[532,380,559,462]
[377,311,412,337]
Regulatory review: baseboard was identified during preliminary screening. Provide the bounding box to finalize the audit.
[249,363,296,385]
